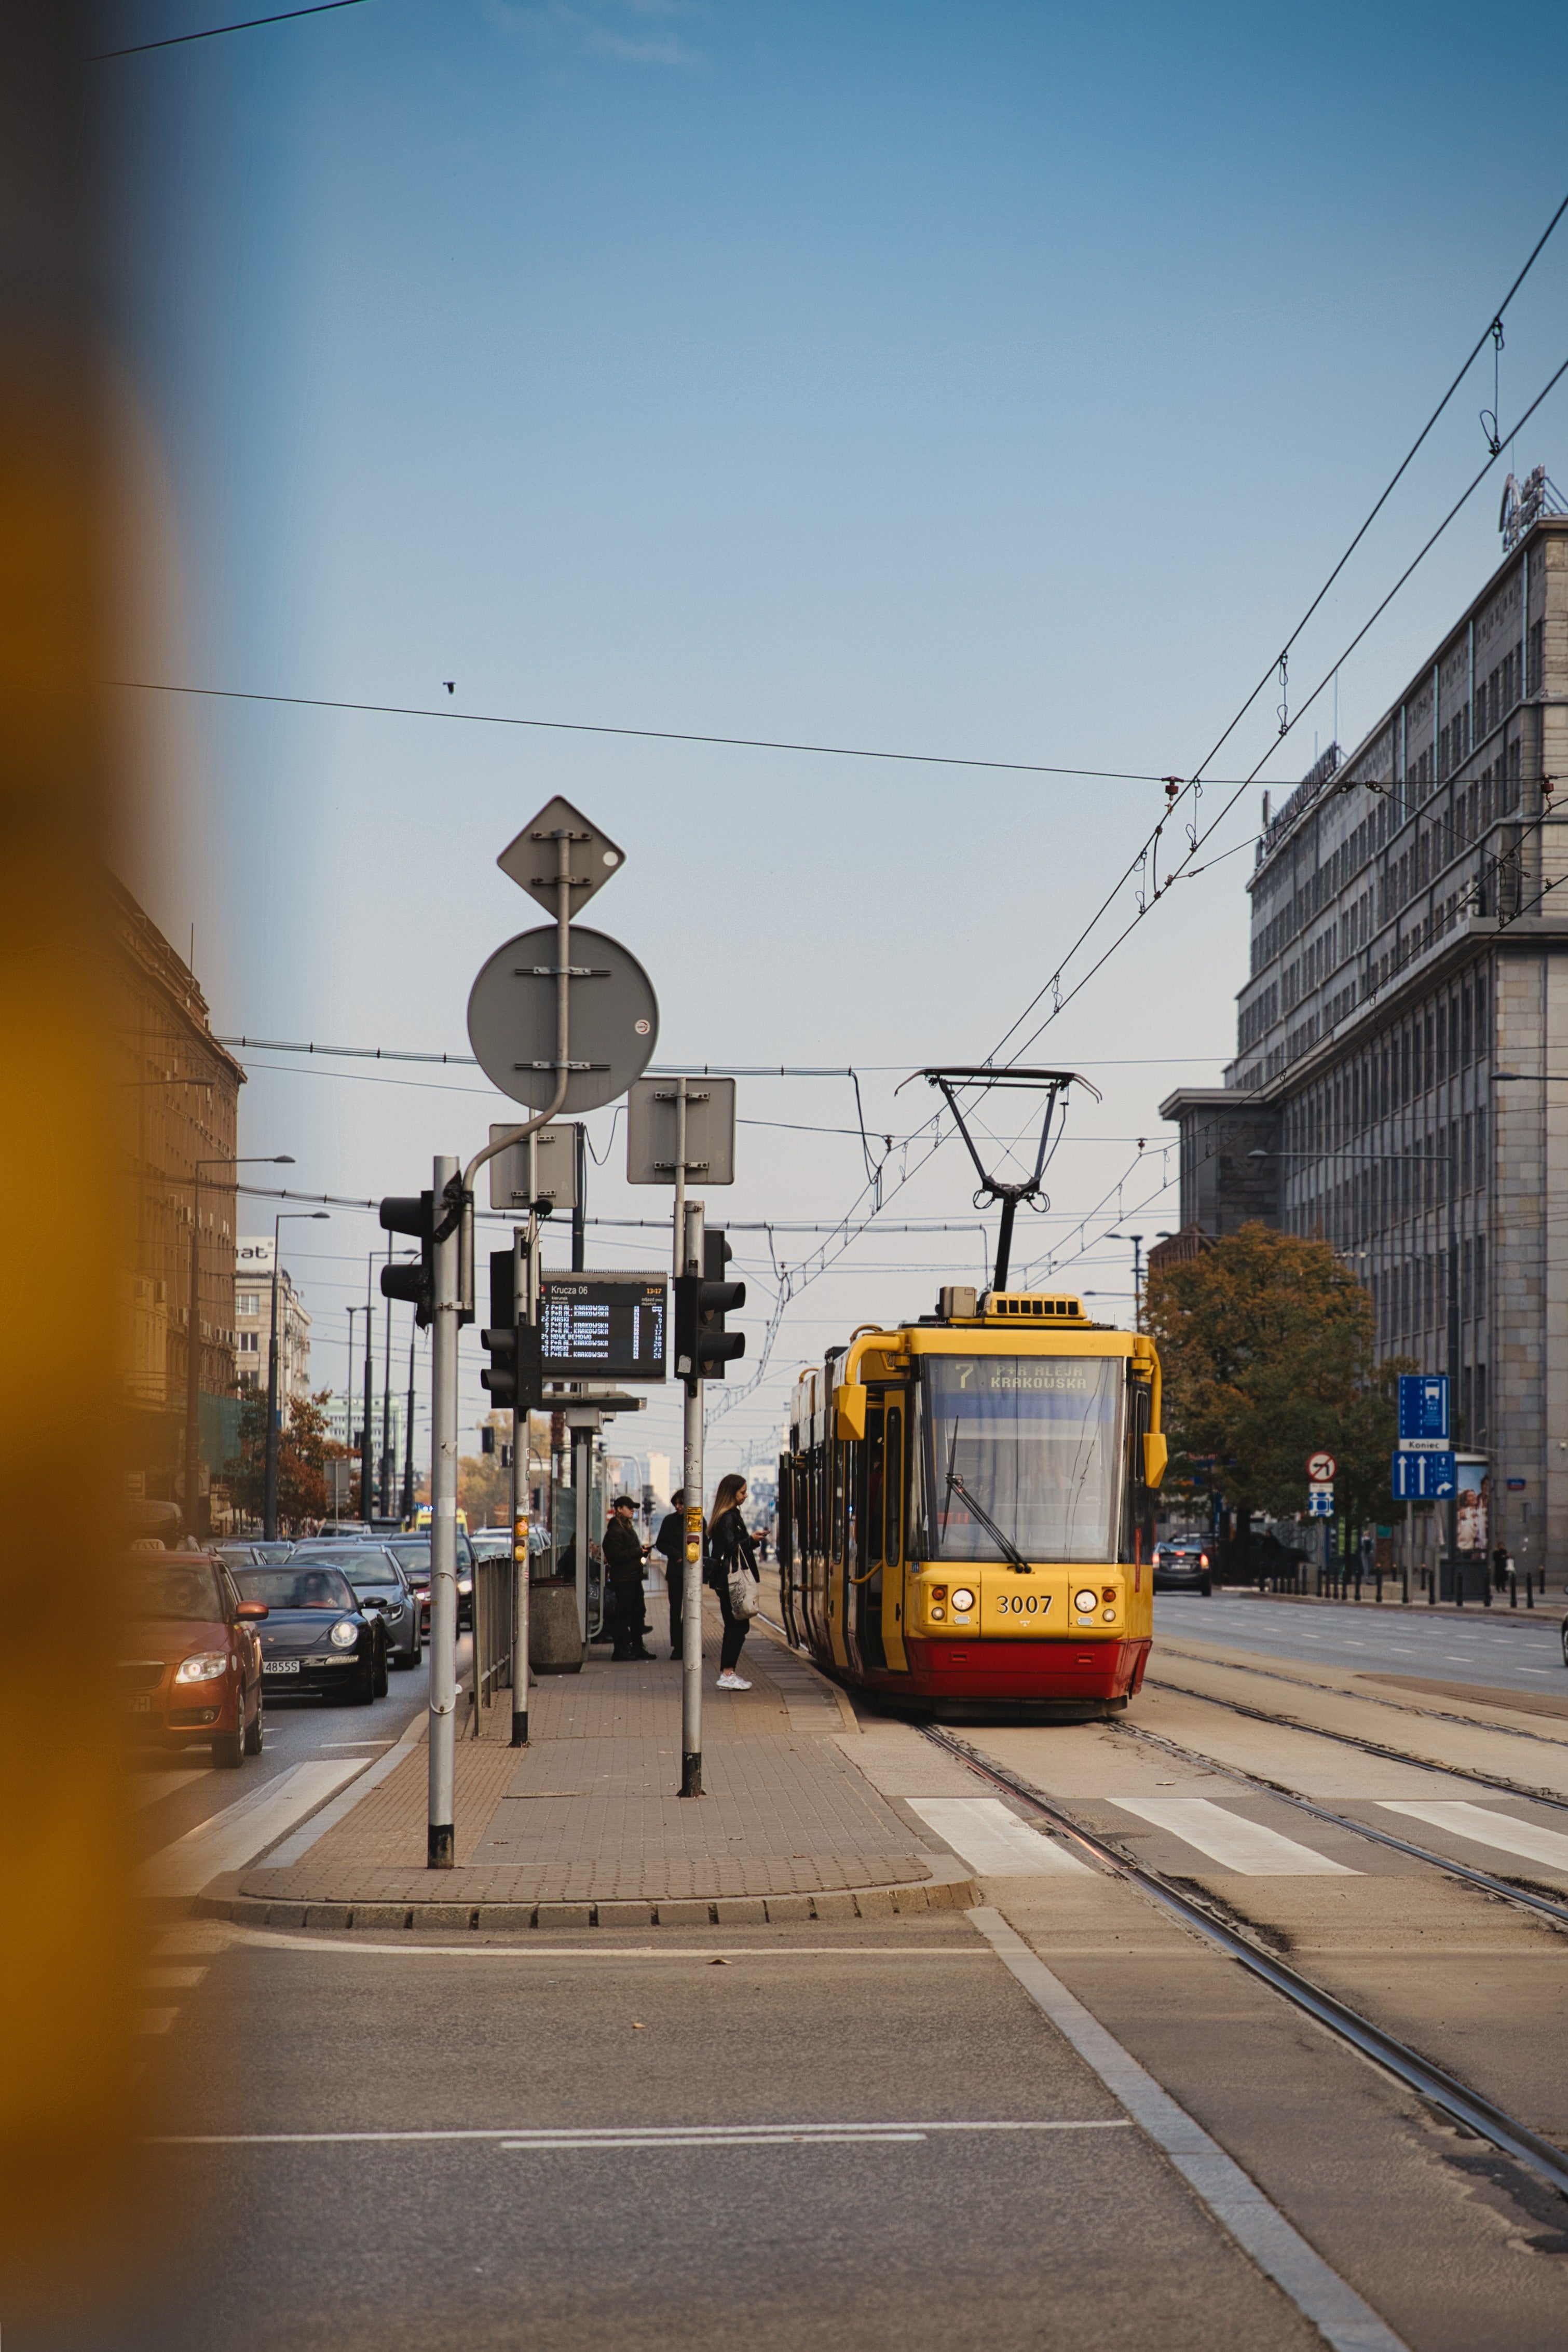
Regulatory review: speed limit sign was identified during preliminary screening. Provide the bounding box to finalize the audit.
[1307,1450,1337,1484]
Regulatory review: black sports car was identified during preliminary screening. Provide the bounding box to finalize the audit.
[231,1563,386,1703]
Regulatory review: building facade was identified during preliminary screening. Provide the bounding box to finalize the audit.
[236,1236,312,1419]
[1160,496,1568,1578]
[116,879,247,1531]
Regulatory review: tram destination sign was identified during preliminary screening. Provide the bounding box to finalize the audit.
[539,1270,667,1382]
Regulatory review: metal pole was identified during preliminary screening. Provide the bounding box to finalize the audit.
[263,1219,283,1541]
[185,1174,203,1539]
[381,1233,393,1516]
[572,1121,586,1273]
[511,1191,531,1748]
[574,1425,590,1643]
[672,1077,688,1279]
[361,1254,375,1527]
[401,1329,416,1525]
[680,1197,705,1798]
[428,1150,460,1868]
[1446,1147,1461,1603]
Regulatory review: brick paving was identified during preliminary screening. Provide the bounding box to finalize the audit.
[213,1600,972,1926]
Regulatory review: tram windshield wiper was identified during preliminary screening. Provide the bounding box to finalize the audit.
[944,1422,1030,1572]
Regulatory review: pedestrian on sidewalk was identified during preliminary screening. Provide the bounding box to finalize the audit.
[604,1495,655,1662]
[655,1489,686,1659]
[707,1473,759,1691]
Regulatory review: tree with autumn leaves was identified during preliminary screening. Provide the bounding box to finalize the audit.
[224,1388,351,1533]
[1145,1223,1408,1541]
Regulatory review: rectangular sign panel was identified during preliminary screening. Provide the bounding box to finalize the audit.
[1391,1449,1456,1501]
[539,1271,667,1382]
[1308,1490,1333,1516]
[1398,1373,1448,1444]
[626,1077,737,1186]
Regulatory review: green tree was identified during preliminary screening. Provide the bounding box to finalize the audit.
[1146,1223,1407,1539]
[225,1388,349,1533]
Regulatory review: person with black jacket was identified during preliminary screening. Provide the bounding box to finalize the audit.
[654,1489,686,1660]
[603,1496,653,1662]
[706,1473,758,1690]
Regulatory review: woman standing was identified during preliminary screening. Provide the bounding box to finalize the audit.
[706,1473,758,1691]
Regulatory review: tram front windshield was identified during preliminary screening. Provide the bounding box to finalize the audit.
[923,1355,1124,1565]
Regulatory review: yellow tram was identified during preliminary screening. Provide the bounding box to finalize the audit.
[778,1285,1166,1712]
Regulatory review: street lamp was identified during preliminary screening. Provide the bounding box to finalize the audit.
[1250,1142,1460,1597]
[185,1153,293,1539]
[1107,1233,1144,1331]
[263,1210,329,1540]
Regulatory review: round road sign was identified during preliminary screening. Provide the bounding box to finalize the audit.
[1306,1450,1337,1484]
[467,925,659,1114]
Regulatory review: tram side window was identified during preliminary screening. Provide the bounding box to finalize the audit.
[884,1405,904,1565]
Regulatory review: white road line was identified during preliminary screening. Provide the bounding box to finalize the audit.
[259,1708,428,1867]
[1376,1800,1568,1873]
[213,1927,999,1959]
[128,1770,211,1810]
[139,1761,366,1897]
[139,1967,207,1990]
[1109,1798,1355,1877]
[908,1797,1093,1876]
[150,2119,1131,2147]
[969,1908,1410,2352]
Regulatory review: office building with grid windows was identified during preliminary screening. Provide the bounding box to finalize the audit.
[1158,493,1568,1573]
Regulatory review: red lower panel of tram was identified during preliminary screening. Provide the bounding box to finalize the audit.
[896,1635,1150,1703]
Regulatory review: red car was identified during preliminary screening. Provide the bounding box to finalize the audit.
[119,1551,268,1768]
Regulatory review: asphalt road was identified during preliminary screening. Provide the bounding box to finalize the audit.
[1153,1588,1565,1695]
[118,1920,1329,2352]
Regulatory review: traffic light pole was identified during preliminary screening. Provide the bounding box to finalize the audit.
[680,1197,704,1798]
[428,1150,460,1868]
[510,1206,531,1747]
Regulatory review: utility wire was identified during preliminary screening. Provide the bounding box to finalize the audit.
[994,340,1568,1067]
[118,680,1258,788]
[90,0,372,60]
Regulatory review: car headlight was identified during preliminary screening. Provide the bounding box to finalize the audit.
[1073,1589,1098,1613]
[950,1587,976,1612]
[174,1651,228,1683]
[457,1576,472,1596]
[330,1619,360,1650]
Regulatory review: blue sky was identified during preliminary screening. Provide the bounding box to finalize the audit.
[106,0,1568,1472]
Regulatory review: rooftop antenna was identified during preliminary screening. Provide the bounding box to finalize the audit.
[901,1065,1101,1292]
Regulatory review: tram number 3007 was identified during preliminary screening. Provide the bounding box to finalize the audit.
[994,1593,1052,1614]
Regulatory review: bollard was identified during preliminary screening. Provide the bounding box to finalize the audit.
[1427,1563,1435,1605]
[1509,1572,1517,1610]
[1526,1573,1534,1610]
[1401,1563,1409,1605]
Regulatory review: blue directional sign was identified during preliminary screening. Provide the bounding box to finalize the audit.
[1391,1449,1456,1501]
[1398,1374,1449,1444]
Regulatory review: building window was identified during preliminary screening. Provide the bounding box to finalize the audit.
[1475,1235,1485,1321]
[238,1292,259,1316]
[238,1329,259,1353]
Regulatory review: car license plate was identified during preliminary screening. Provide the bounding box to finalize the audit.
[127,1695,154,1714]
[263,1660,302,1675]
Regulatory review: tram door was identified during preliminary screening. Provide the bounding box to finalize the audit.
[851,1397,887,1673]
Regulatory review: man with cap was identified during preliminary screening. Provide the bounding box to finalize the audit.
[604,1495,654,1662]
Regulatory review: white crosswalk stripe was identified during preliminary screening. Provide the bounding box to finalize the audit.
[1109,1798,1355,1875]
[1376,1800,1568,1874]
[908,1797,1093,1875]
[139,1760,366,1896]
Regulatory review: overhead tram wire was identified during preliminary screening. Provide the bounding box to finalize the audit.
[991,337,1568,1069]
[120,684,1261,788]
[89,0,374,59]
[985,195,1568,1069]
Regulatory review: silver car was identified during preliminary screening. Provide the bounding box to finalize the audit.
[289,1543,422,1670]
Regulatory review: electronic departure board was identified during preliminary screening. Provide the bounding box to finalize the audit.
[539,1271,667,1382]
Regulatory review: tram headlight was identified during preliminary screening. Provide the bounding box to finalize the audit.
[950,1588,975,1612]
[1073,1589,1098,1614]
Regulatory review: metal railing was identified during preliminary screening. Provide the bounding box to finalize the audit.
[470,1552,517,1731]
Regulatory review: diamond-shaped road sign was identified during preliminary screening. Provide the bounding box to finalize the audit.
[497,795,626,917]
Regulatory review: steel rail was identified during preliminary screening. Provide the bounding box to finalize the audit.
[920,1724,1568,2205]
[1110,1715,1568,1931]
[1148,1667,1568,1812]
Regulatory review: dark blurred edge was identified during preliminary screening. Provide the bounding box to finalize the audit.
[0,0,147,2332]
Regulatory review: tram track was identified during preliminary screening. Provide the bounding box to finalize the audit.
[920,1721,1568,2207]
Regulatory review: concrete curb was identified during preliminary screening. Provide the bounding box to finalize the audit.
[193,1872,981,1933]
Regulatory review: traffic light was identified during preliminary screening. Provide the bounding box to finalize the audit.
[380,1192,433,1326]
[482,1246,542,1411]
[674,1228,746,1383]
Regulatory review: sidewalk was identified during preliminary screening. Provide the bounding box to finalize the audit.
[200,1595,978,1930]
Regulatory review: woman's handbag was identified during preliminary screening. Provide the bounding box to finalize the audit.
[728,1566,761,1619]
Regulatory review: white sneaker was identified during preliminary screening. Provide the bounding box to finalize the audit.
[716,1670,751,1691]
